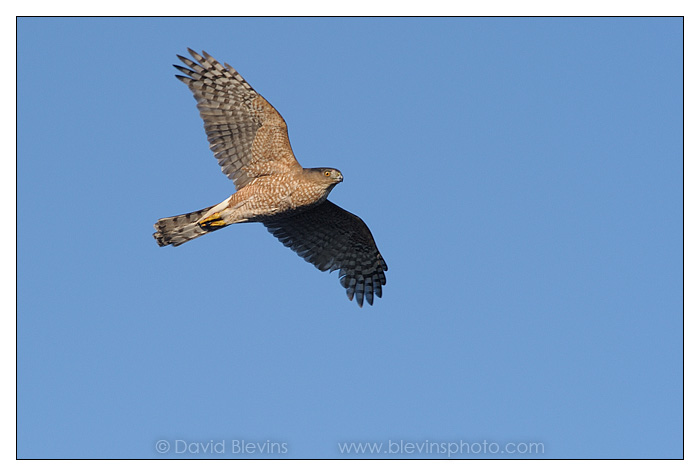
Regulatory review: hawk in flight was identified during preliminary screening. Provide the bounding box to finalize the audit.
[154,49,387,307]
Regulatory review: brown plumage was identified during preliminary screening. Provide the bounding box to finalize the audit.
[153,49,387,307]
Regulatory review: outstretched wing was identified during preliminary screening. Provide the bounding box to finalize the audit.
[175,49,302,189]
[264,201,388,307]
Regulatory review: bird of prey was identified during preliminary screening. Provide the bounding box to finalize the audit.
[153,49,387,307]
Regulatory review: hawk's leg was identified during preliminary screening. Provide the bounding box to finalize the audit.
[198,212,227,230]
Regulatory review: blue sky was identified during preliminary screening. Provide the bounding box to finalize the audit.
[17,17,682,459]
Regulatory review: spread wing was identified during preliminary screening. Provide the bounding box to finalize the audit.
[175,49,302,189]
[264,201,388,307]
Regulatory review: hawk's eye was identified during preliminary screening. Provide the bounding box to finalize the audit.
[324,171,331,177]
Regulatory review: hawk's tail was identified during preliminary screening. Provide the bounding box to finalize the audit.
[153,205,222,247]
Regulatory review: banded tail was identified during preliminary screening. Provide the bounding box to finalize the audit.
[153,205,227,247]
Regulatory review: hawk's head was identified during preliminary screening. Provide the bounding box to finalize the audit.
[306,168,344,186]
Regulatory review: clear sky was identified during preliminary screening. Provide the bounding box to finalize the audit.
[17,17,682,459]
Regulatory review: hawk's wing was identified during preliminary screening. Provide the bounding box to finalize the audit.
[264,201,388,307]
[175,49,302,189]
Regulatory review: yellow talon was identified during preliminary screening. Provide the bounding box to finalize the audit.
[199,212,226,229]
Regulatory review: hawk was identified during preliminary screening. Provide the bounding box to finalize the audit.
[154,49,387,307]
